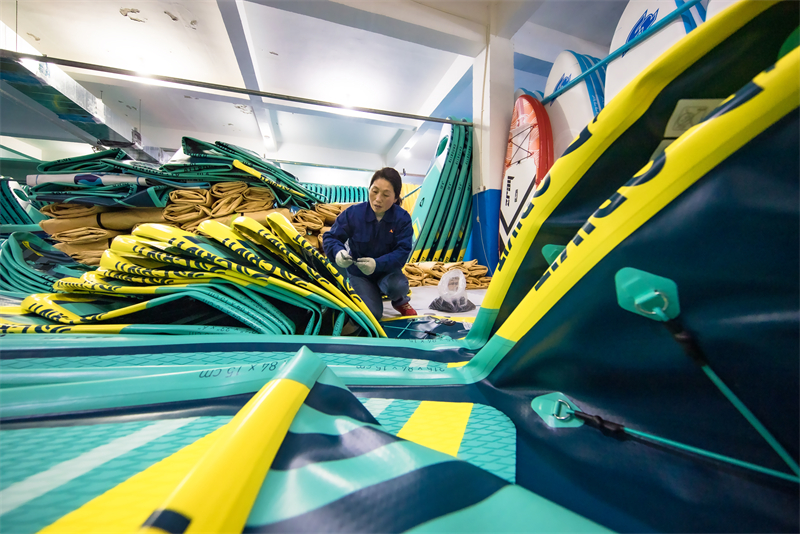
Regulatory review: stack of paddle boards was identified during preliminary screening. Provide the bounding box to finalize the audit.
[0,232,95,300]
[544,51,607,160]
[300,183,368,204]
[0,177,44,225]
[2,213,386,337]
[27,137,327,210]
[498,90,554,255]
[605,0,708,105]
[409,120,473,263]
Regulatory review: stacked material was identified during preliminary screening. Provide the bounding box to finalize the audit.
[301,183,367,204]
[27,179,173,208]
[36,200,348,267]
[4,213,385,337]
[0,232,95,299]
[39,205,166,266]
[28,137,326,211]
[409,120,474,263]
[163,181,278,231]
[403,260,491,289]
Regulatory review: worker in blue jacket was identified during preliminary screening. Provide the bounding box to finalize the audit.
[322,167,417,322]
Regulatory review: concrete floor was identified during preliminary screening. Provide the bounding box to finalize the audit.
[381,285,487,320]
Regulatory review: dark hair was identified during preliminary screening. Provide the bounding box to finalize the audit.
[370,167,403,205]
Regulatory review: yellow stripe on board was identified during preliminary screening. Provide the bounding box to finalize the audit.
[38,427,226,534]
[40,377,311,534]
[447,361,469,368]
[0,306,27,314]
[397,401,473,457]
[138,378,309,534]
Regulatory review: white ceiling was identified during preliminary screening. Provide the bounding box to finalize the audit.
[0,0,625,182]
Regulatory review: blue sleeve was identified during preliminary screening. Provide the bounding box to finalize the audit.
[321,207,352,261]
[374,210,413,273]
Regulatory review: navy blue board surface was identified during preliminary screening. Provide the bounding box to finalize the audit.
[485,108,799,533]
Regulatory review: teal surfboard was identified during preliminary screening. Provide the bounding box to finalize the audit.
[418,123,465,261]
[409,123,456,262]
[442,125,474,262]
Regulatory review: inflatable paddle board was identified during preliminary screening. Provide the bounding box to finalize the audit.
[544,51,607,160]
[498,92,554,255]
[605,0,708,105]
[410,123,464,262]
[442,124,474,262]
[409,123,455,260]
[705,0,736,20]
[419,123,465,261]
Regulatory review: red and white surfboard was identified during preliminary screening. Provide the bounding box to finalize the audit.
[498,91,554,255]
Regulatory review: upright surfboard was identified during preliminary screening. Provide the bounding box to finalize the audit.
[498,92,554,255]
[605,0,708,105]
[441,124,474,262]
[544,50,607,160]
[409,123,454,259]
[418,124,465,261]
[409,123,463,262]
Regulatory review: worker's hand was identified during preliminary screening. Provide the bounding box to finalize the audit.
[356,257,376,275]
[336,250,353,268]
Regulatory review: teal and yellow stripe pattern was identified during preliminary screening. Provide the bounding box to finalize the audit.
[358,398,517,483]
[0,349,609,534]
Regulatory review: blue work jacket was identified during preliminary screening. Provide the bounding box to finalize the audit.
[322,202,413,280]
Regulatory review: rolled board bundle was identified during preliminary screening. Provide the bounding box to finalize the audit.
[300,183,368,204]
[498,91,554,255]
[604,0,708,105]
[544,51,607,160]
[0,177,44,225]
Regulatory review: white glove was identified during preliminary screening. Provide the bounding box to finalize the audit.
[336,250,353,268]
[356,257,376,275]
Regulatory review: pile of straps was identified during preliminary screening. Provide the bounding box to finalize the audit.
[403,260,491,289]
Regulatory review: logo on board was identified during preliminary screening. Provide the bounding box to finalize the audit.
[550,73,572,105]
[624,9,659,56]
[504,175,515,206]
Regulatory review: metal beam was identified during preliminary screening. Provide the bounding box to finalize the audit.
[66,70,420,132]
[0,50,473,127]
[0,80,99,147]
[217,0,281,151]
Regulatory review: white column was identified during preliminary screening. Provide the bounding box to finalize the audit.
[472,34,514,194]
[468,33,513,270]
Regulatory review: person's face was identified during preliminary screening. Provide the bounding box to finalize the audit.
[369,178,397,216]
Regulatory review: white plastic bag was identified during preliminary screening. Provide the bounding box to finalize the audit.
[430,269,475,313]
